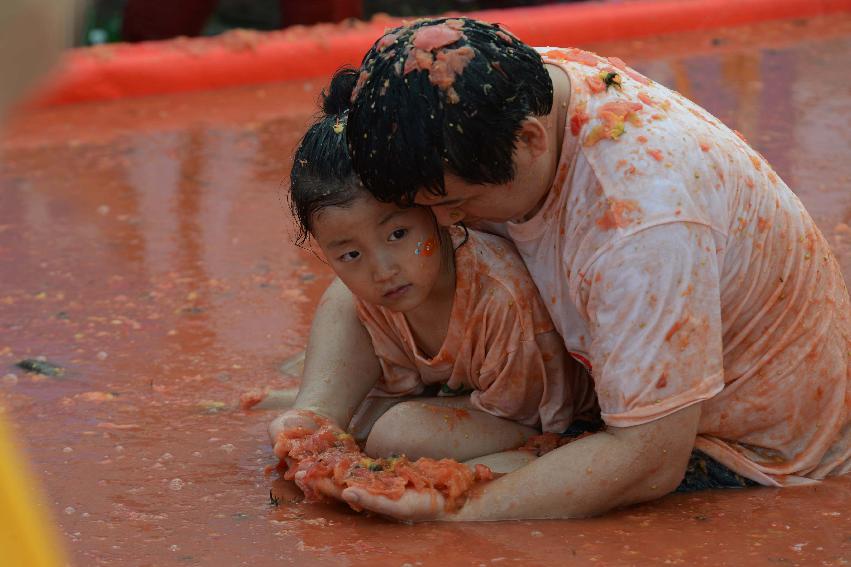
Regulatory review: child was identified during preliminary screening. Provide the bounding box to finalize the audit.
[280,70,597,470]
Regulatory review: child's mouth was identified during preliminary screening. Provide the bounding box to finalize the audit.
[383,284,412,300]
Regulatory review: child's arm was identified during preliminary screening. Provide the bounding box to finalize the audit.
[269,279,381,442]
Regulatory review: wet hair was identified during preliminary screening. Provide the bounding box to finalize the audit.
[344,17,553,205]
[289,66,471,253]
[289,68,362,245]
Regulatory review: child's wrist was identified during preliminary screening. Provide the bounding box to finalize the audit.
[291,405,345,430]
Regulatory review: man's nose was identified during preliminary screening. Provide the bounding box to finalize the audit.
[432,206,464,226]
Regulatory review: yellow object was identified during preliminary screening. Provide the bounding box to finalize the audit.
[0,414,65,567]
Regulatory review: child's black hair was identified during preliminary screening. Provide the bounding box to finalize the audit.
[289,67,362,245]
[343,17,553,205]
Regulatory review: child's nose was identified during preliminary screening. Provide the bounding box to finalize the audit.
[372,254,399,283]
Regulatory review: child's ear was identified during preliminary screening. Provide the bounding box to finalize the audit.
[516,117,549,159]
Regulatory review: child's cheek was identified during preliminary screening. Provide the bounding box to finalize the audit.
[414,237,437,257]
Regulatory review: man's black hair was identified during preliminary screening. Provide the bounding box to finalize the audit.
[343,17,553,205]
[289,67,362,245]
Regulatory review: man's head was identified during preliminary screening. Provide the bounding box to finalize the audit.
[345,17,555,222]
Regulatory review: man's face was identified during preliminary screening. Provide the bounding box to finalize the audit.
[413,119,558,226]
[414,173,527,226]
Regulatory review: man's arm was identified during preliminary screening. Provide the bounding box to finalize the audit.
[269,279,381,441]
[342,403,700,521]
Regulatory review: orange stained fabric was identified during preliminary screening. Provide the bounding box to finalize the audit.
[355,228,598,433]
[497,48,851,486]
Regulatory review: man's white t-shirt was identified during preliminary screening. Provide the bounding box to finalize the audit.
[495,48,851,486]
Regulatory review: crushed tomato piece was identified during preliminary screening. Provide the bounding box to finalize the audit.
[647,148,664,162]
[429,46,476,90]
[444,18,465,31]
[545,48,600,67]
[411,24,463,51]
[276,413,493,513]
[403,47,434,75]
[585,75,606,94]
[607,56,651,85]
[570,102,589,135]
[376,32,399,51]
[239,389,267,410]
[637,91,656,106]
[583,101,643,147]
[596,197,642,230]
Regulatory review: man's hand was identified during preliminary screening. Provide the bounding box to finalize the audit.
[295,470,449,519]
[342,486,448,522]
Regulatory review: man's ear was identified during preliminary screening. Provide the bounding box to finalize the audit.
[516,117,549,159]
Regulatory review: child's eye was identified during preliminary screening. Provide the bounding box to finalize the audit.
[338,250,360,263]
[389,228,408,241]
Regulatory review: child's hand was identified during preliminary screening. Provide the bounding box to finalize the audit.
[293,470,345,502]
[268,408,341,458]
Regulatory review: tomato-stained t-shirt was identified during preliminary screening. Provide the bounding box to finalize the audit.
[355,227,598,433]
[490,47,851,486]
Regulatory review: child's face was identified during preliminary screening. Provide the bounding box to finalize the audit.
[311,194,445,312]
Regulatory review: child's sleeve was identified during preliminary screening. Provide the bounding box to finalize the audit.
[469,287,587,433]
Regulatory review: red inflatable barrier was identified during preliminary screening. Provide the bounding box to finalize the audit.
[31,0,851,107]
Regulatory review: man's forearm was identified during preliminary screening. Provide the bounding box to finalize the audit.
[454,404,700,521]
[293,279,381,426]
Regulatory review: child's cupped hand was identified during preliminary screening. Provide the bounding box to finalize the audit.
[294,470,346,501]
[268,408,344,460]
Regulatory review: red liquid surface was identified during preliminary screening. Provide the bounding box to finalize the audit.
[2,14,851,567]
